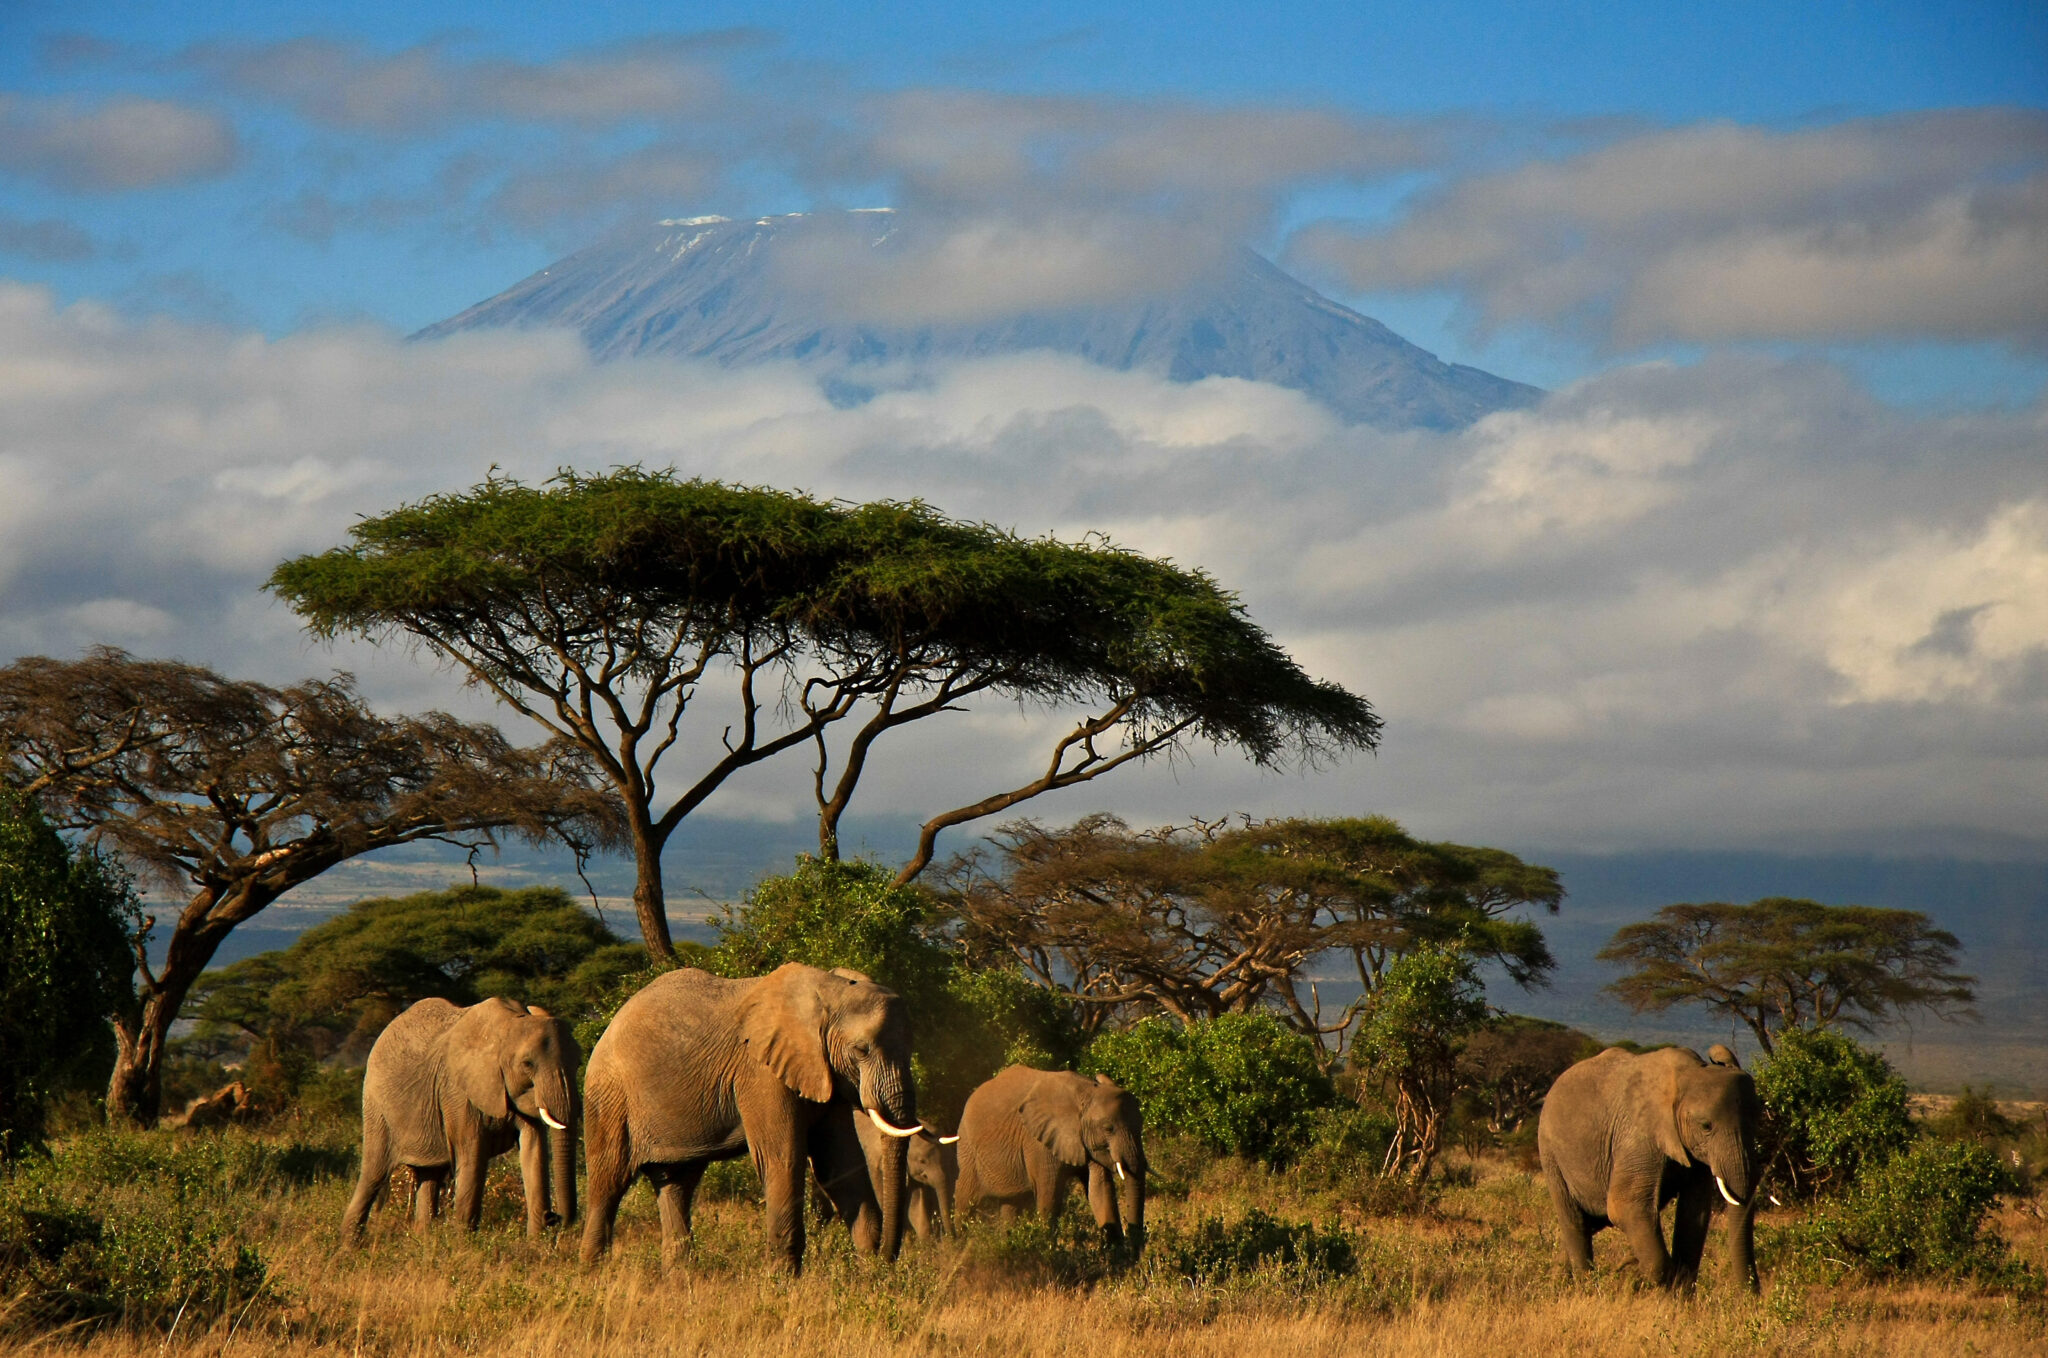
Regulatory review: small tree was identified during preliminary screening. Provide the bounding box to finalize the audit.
[1084,1014,1336,1166]
[1352,941,1488,1180]
[1752,1026,1913,1198]
[1456,1015,1599,1136]
[270,471,1381,960]
[1599,897,1976,1054]
[0,649,620,1123]
[949,813,1557,1045]
[0,788,137,1155]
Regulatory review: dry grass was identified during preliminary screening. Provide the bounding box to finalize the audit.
[14,1124,2046,1358]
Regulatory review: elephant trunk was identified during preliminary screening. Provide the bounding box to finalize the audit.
[874,1131,907,1262]
[1117,1164,1146,1256]
[551,1080,579,1226]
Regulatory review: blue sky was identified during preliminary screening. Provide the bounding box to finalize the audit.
[2,2,2045,860]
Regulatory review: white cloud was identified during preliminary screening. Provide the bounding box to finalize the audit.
[0,281,2043,854]
[1293,110,2048,346]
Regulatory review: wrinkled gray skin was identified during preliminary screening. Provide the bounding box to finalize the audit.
[1538,1045,1761,1291]
[814,1112,958,1241]
[580,964,918,1273]
[343,997,579,1241]
[956,1067,1146,1254]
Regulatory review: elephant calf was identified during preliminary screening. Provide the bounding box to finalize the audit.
[956,1067,1146,1254]
[1537,1044,1761,1291]
[815,1111,958,1241]
[343,997,579,1241]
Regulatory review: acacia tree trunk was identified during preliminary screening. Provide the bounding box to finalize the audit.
[629,821,676,963]
[107,935,223,1125]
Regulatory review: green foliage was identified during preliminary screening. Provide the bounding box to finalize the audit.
[1353,942,1489,1179]
[1084,1013,1336,1166]
[1158,1209,1357,1283]
[1754,1026,1913,1198]
[704,856,1079,1125]
[0,787,139,1157]
[1455,1014,1600,1135]
[1925,1087,2024,1146]
[1791,1139,2035,1288]
[182,884,642,1105]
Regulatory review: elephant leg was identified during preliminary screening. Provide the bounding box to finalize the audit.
[752,1134,809,1275]
[343,1116,391,1241]
[1030,1148,1069,1224]
[1542,1162,1595,1278]
[1669,1178,1715,1293]
[453,1143,488,1231]
[809,1118,880,1255]
[580,1107,633,1264]
[519,1120,551,1239]
[909,1184,935,1241]
[412,1167,445,1229]
[653,1162,707,1271]
[1611,1191,1672,1288]
[1086,1161,1124,1247]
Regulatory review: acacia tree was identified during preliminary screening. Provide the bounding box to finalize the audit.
[0,649,620,1123]
[270,470,1380,960]
[946,813,1559,1046]
[1599,896,1977,1054]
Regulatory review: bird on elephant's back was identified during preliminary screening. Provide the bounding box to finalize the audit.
[954,1066,1147,1255]
[578,963,924,1274]
[342,996,580,1242]
[1537,1044,1763,1292]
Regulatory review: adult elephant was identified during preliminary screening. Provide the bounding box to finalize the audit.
[1537,1045,1762,1291]
[579,964,921,1273]
[955,1067,1146,1253]
[815,1113,959,1241]
[342,996,578,1241]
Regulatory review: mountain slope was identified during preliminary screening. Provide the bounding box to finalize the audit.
[418,212,1540,430]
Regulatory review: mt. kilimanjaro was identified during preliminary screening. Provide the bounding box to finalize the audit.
[420,211,1540,430]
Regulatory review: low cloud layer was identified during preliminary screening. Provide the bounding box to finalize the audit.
[1294,110,2048,346]
[3,280,2043,855]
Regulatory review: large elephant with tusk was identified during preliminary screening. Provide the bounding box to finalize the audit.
[343,996,579,1241]
[955,1066,1146,1254]
[1537,1044,1762,1291]
[579,964,921,1273]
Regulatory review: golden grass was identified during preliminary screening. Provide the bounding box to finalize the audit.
[19,1129,2047,1358]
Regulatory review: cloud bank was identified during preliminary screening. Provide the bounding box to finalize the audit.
[1294,110,2048,345]
[3,280,2042,854]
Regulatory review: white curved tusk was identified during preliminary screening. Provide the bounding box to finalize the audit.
[938,1135,960,1145]
[1114,1160,1127,1182]
[537,1104,569,1132]
[866,1108,922,1138]
[1716,1176,1740,1207]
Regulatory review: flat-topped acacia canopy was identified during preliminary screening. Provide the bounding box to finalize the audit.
[269,469,1381,958]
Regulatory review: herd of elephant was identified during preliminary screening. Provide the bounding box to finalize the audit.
[341,961,1762,1292]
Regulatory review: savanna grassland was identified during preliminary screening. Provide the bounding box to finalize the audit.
[7,1112,2043,1358]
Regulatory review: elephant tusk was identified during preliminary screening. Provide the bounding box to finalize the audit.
[1114,1160,1127,1182]
[866,1108,922,1139]
[938,1134,960,1145]
[537,1104,568,1132]
[1717,1176,1740,1207]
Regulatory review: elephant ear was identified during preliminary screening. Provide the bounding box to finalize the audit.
[1016,1076,1088,1165]
[738,965,835,1104]
[448,999,516,1120]
[1651,1053,1694,1167]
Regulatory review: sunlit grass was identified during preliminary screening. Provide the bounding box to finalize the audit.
[8,1118,2043,1356]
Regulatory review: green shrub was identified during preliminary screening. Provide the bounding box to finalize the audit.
[0,1144,269,1332]
[1286,1105,1398,1188]
[1156,1209,1356,1283]
[1753,1027,1912,1197]
[1795,1138,2035,1288]
[1085,1013,1336,1166]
